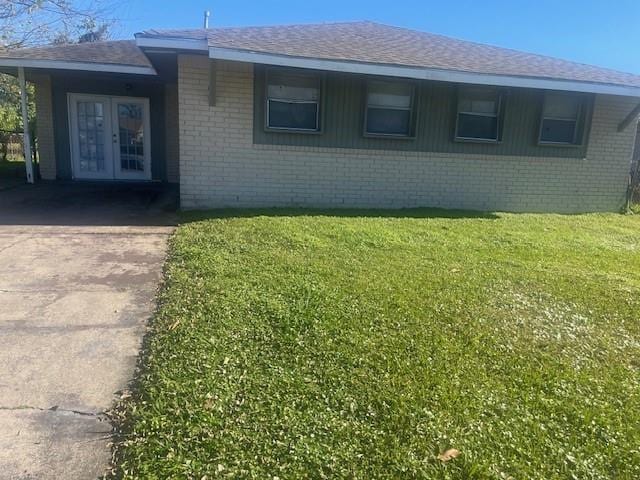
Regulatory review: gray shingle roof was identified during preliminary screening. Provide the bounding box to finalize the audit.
[0,40,152,68]
[138,21,640,89]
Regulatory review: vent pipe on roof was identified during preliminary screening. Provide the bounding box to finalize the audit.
[204,10,210,29]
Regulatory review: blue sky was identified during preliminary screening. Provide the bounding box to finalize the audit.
[113,0,640,74]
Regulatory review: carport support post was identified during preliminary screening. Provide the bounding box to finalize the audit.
[18,67,34,184]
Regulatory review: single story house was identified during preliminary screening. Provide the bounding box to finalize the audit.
[1,21,639,212]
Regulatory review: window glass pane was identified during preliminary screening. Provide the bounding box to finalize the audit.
[366,107,411,135]
[267,84,318,101]
[459,99,497,114]
[268,100,318,130]
[267,73,319,101]
[365,81,414,135]
[456,88,500,140]
[540,119,577,143]
[457,113,498,140]
[458,88,498,114]
[544,94,580,119]
[266,70,320,130]
[367,81,412,108]
[76,101,106,172]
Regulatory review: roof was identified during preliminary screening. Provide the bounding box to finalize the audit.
[1,22,638,95]
[137,21,640,96]
[0,40,156,75]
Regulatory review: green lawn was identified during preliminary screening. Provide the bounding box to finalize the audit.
[113,209,640,479]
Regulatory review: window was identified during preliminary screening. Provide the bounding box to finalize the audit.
[365,81,415,137]
[456,87,502,142]
[539,93,584,145]
[266,70,321,131]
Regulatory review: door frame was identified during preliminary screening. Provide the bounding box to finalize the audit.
[67,93,152,181]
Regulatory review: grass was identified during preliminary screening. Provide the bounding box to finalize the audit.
[113,209,640,479]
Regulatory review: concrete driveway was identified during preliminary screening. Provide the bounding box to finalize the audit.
[0,182,176,479]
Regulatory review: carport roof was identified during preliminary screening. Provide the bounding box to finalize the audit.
[0,40,156,75]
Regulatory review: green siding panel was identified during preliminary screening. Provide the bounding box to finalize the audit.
[253,66,592,159]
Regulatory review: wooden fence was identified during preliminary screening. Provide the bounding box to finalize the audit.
[0,130,25,162]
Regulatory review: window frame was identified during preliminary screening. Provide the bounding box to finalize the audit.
[537,92,587,147]
[363,79,418,139]
[264,67,324,134]
[454,86,504,144]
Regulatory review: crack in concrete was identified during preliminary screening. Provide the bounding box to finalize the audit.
[0,236,31,255]
[0,231,173,237]
[0,287,146,294]
[0,405,107,418]
[0,322,145,333]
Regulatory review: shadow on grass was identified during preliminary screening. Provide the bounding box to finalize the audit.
[179,206,500,223]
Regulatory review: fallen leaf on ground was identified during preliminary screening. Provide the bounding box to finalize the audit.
[437,448,460,462]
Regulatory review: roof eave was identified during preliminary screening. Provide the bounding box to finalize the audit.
[0,58,157,75]
[206,46,640,98]
[135,36,209,52]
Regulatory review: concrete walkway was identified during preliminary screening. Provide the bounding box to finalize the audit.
[0,182,176,479]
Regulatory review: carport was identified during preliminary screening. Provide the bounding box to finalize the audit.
[0,40,179,186]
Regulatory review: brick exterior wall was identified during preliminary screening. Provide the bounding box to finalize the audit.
[33,74,56,180]
[165,83,180,183]
[178,55,638,212]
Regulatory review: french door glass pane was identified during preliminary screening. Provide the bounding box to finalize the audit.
[77,101,105,172]
[117,103,145,172]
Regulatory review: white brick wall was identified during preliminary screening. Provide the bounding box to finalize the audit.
[33,74,56,180]
[178,55,638,212]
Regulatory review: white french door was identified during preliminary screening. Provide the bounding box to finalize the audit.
[68,94,151,181]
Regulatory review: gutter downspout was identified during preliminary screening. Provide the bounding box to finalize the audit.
[18,67,34,184]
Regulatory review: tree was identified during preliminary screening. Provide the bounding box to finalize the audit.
[0,1,116,48]
[52,16,112,45]
[0,1,116,166]
[52,19,111,45]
